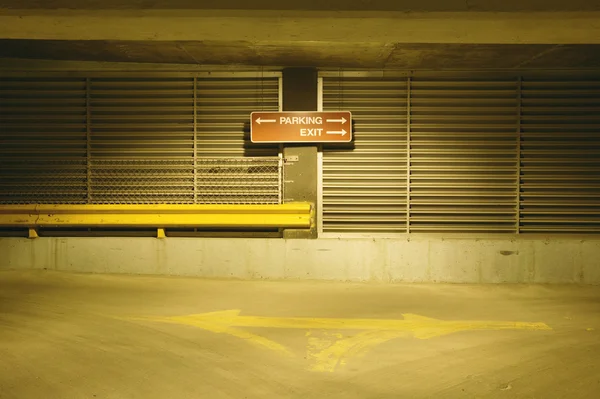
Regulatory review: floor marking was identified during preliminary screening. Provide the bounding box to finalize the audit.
[131,310,552,372]
[133,311,293,357]
[306,329,409,372]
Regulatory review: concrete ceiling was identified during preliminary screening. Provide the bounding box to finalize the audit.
[1,0,600,11]
[1,1,600,70]
[1,40,600,69]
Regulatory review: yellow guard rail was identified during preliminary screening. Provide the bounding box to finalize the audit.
[0,203,312,229]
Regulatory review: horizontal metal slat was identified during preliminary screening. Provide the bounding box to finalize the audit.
[410,216,516,223]
[411,149,516,155]
[520,77,600,234]
[520,226,600,233]
[410,225,516,232]
[411,183,515,189]
[411,157,515,163]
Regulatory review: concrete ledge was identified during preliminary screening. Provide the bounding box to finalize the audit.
[1,237,598,284]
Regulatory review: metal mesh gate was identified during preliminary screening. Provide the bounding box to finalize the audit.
[195,158,281,204]
[88,158,281,204]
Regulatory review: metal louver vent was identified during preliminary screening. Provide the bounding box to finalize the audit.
[0,74,282,206]
[322,77,408,233]
[89,78,195,203]
[321,72,600,235]
[409,78,519,233]
[520,78,600,233]
[90,78,194,158]
[196,77,280,157]
[0,78,87,204]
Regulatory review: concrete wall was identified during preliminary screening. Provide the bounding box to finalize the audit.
[1,237,599,284]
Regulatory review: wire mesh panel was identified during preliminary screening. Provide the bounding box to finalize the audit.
[409,77,519,233]
[196,158,281,204]
[0,78,87,204]
[196,77,280,157]
[88,158,281,204]
[90,159,194,204]
[322,77,408,233]
[520,77,600,233]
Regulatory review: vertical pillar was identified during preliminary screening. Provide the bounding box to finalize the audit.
[282,68,318,239]
[516,76,522,234]
[406,76,411,234]
[193,77,198,204]
[86,78,92,204]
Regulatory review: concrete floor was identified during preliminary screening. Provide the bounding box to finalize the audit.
[0,271,599,398]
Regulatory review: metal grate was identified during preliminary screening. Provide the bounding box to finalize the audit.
[321,72,600,235]
[409,77,519,233]
[89,78,195,158]
[0,75,283,206]
[90,159,194,204]
[0,78,88,203]
[196,158,281,204]
[322,77,408,233]
[0,160,87,204]
[90,158,280,204]
[520,77,600,233]
[196,78,280,157]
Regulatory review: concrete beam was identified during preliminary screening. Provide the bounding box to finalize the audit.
[2,0,600,12]
[1,11,600,44]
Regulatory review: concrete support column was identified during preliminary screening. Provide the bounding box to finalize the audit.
[282,68,318,239]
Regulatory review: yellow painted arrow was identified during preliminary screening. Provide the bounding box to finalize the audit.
[138,310,551,341]
[132,311,552,372]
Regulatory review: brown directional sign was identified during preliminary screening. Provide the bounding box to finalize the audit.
[250,111,352,143]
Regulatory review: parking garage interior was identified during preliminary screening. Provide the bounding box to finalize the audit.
[1,1,600,398]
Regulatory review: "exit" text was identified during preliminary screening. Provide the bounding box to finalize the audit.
[300,128,323,136]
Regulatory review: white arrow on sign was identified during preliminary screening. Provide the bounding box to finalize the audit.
[256,117,277,124]
[326,117,347,124]
[326,129,347,136]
